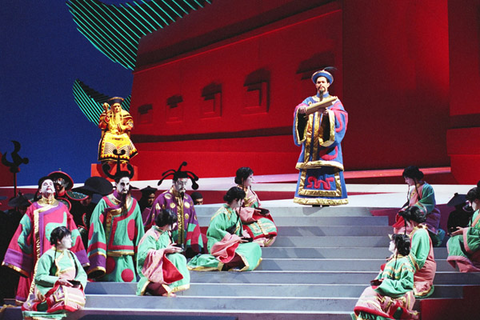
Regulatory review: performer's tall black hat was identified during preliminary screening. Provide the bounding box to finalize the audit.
[157,162,199,190]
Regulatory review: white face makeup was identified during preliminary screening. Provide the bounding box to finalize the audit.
[40,179,55,196]
[230,198,244,209]
[404,177,415,186]
[60,234,73,250]
[388,240,396,253]
[244,174,254,187]
[174,178,188,194]
[472,199,479,212]
[116,177,130,194]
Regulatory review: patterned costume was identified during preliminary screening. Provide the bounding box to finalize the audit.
[22,247,87,318]
[145,188,204,255]
[447,209,480,272]
[136,226,190,296]
[87,193,144,282]
[238,185,277,247]
[188,204,262,271]
[2,199,88,303]
[293,93,348,206]
[405,225,436,297]
[397,182,441,236]
[98,105,137,163]
[353,255,418,320]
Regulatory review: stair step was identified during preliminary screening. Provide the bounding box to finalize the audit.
[261,247,448,259]
[195,205,374,217]
[277,225,391,236]
[258,258,453,271]
[84,295,358,312]
[73,309,354,320]
[271,236,389,247]
[198,216,389,227]
[85,282,464,299]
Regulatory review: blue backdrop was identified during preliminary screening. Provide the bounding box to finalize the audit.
[1,1,133,186]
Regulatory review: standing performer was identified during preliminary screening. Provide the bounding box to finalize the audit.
[98,96,138,165]
[293,68,348,206]
[87,172,145,282]
[2,177,88,304]
[145,162,204,258]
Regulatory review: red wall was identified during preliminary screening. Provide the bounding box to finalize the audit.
[446,0,480,184]
[128,0,452,181]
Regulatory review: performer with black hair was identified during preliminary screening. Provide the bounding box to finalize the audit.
[188,187,262,272]
[395,206,437,298]
[145,162,204,257]
[447,184,480,272]
[293,68,348,206]
[235,167,277,247]
[394,165,444,247]
[2,177,88,304]
[87,170,144,282]
[352,234,419,320]
[137,208,190,297]
[22,226,87,318]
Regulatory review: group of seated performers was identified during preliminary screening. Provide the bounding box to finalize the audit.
[1,164,277,318]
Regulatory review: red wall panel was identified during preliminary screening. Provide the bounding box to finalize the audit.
[128,0,452,181]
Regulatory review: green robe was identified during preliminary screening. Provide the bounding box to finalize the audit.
[188,204,262,271]
[136,226,190,295]
[23,247,87,319]
[447,209,480,272]
[353,255,417,320]
[87,193,145,282]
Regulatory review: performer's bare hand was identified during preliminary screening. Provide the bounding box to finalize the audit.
[57,278,73,287]
[166,244,182,254]
[451,227,464,236]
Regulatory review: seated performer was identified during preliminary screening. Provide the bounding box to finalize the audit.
[145,162,204,258]
[188,187,262,271]
[98,96,138,166]
[395,206,436,298]
[293,68,348,206]
[235,167,277,247]
[446,193,473,236]
[2,176,88,304]
[352,234,419,320]
[394,166,444,246]
[87,171,145,282]
[447,186,480,272]
[22,226,87,319]
[137,208,190,297]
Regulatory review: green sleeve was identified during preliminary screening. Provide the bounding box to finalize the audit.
[415,184,436,214]
[136,231,158,273]
[72,251,88,288]
[410,228,430,270]
[34,251,58,288]
[375,260,414,298]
